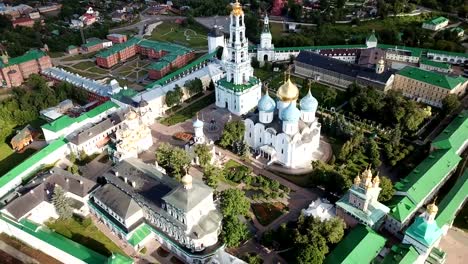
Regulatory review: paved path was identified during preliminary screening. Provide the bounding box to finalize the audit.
[0,240,39,264]
[439,228,468,264]
[91,215,137,258]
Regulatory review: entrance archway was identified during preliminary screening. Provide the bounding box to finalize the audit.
[264,54,269,62]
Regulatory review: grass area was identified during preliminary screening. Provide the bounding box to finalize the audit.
[88,66,109,74]
[453,202,468,232]
[49,51,65,58]
[62,51,98,62]
[45,216,126,257]
[0,143,37,174]
[147,21,208,48]
[73,61,96,70]
[61,66,102,79]
[0,233,62,264]
[160,93,215,126]
[251,202,286,226]
[270,23,284,37]
[224,159,243,169]
[253,68,274,81]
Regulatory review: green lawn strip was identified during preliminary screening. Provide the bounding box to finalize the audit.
[251,203,285,226]
[160,93,215,126]
[45,217,126,257]
[63,52,98,62]
[88,67,109,74]
[148,21,207,48]
[0,143,37,175]
[73,61,96,70]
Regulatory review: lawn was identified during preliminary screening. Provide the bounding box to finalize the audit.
[159,93,215,126]
[62,51,99,62]
[253,68,274,81]
[45,216,126,257]
[0,143,37,174]
[224,159,243,169]
[251,202,286,226]
[73,61,96,70]
[270,23,284,37]
[148,21,208,48]
[61,66,102,79]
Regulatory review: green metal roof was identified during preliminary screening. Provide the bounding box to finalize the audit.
[420,58,451,70]
[391,149,461,221]
[41,101,119,132]
[96,37,141,58]
[0,49,48,68]
[366,30,378,43]
[0,214,108,264]
[324,225,386,264]
[388,196,417,223]
[432,110,468,152]
[405,216,443,247]
[336,191,389,228]
[381,244,419,264]
[83,39,104,48]
[451,27,464,34]
[397,66,467,90]
[274,44,367,52]
[128,223,152,246]
[148,60,171,71]
[145,50,217,89]
[107,253,133,264]
[67,45,77,50]
[424,17,449,26]
[217,76,260,93]
[436,169,468,227]
[0,138,68,188]
[427,49,468,59]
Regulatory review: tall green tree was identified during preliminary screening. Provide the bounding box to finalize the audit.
[222,216,249,247]
[442,94,461,114]
[155,143,191,180]
[194,144,212,168]
[203,165,222,189]
[165,85,184,107]
[52,186,73,219]
[219,120,246,149]
[378,176,395,202]
[220,189,250,217]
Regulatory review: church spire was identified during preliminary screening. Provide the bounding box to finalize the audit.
[263,13,270,33]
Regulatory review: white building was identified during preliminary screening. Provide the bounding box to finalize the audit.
[215,1,261,115]
[256,14,275,65]
[422,17,449,31]
[302,198,336,221]
[185,117,218,166]
[244,77,321,169]
[207,26,225,54]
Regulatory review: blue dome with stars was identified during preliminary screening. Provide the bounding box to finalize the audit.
[300,89,318,112]
[281,103,301,122]
[258,93,276,112]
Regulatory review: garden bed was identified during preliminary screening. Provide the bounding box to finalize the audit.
[0,233,62,264]
[251,202,286,226]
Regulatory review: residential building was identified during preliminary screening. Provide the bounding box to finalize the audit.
[324,225,386,264]
[335,168,390,229]
[10,125,34,151]
[2,167,97,223]
[88,158,241,263]
[427,49,468,64]
[422,17,449,31]
[244,78,322,169]
[12,17,35,28]
[0,49,52,88]
[81,39,112,53]
[392,67,467,108]
[66,45,79,55]
[419,58,452,73]
[215,1,262,115]
[451,27,464,38]
[80,7,99,26]
[294,51,395,91]
[107,34,128,44]
[384,110,467,237]
[96,37,195,80]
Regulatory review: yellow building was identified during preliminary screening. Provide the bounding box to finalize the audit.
[393,67,467,108]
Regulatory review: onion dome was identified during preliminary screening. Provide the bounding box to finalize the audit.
[372,175,380,187]
[354,175,361,186]
[427,202,438,215]
[138,98,149,108]
[362,167,373,180]
[181,173,193,190]
[300,89,318,112]
[193,118,204,128]
[277,77,299,102]
[281,103,300,122]
[126,110,138,120]
[258,92,276,112]
[231,0,244,16]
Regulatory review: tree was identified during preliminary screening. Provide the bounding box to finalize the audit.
[194,144,212,168]
[155,143,191,180]
[165,85,183,107]
[220,189,250,217]
[442,94,461,114]
[320,88,337,107]
[203,165,222,189]
[245,253,263,264]
[366,138,381,168]
[296,244,325,264]
[378,176,395,202]
[320,217,345,244]
[185,78,204,96]
[52,186,73,219]
[222,216,249,247]
[208,79,216,91]
[219,120,246,149]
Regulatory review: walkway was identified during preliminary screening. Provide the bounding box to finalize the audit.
[439,228,468,264]
[0,240,39,264]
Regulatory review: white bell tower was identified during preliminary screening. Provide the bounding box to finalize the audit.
[257,13,275,65]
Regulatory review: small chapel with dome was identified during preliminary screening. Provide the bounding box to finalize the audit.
[244,74,322,169]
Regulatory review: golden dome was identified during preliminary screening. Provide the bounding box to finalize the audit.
[362,167,373,180]
[231,0,244,16]
[372,175,380,187]
[427,202,438,215]
[181,173,193,189]
[127,110,138,120]
[354,175,361,185]
[277,77,299,102]
[378,57,385,65]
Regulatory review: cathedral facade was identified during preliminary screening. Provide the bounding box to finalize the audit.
[215,0,262,115]
[244,76,321,169]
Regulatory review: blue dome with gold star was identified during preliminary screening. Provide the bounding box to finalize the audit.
[258,93,276,112]
[300,89,318,112]
[281,103,300,122]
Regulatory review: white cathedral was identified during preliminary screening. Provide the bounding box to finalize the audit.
[244,75,322,169]
[215,0,262,116]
